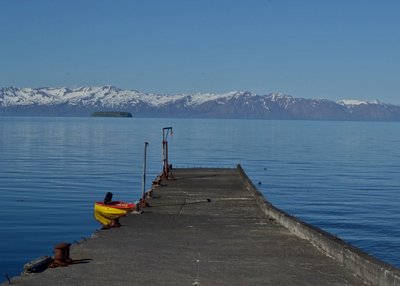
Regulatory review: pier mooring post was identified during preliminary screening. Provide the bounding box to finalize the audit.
[50,243,71,268]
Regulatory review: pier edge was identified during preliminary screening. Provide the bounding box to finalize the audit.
[237,164,400,286]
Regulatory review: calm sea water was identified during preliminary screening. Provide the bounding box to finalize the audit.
[1,117,399,280]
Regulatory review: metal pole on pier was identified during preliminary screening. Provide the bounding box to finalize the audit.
[142,142,149,201]
[162,127,173,179]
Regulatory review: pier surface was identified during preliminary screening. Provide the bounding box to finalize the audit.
[9,168,367,286]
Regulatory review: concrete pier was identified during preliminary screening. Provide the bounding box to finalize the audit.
[5,167,399,285]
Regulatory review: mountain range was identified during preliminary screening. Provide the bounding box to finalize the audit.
[1,86,400,121]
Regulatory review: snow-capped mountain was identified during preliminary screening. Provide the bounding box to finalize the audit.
[1,86,400,121]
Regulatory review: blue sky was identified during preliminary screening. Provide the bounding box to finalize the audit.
[1,0,399,104]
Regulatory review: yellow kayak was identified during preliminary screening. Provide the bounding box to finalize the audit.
[94,201,135,226]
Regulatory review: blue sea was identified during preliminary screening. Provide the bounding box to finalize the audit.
[1,117,399,280]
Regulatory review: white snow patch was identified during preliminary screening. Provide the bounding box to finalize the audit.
[270,93,290,101]
[338,99,380,106]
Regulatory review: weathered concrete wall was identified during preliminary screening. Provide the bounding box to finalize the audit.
[237,164,400,286]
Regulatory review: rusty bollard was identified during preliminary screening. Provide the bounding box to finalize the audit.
[146,189,153,198]
[139,198,151,208]
[109,218,121,228]
[51,243,71,267]
[134,202,142,213]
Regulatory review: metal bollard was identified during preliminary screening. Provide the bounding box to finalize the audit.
[109,218,121,228]
[52,243,71,267]
[146,189,153,198]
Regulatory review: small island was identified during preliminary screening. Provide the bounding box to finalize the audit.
[91,111,133,118]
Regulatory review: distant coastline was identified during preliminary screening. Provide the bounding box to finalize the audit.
[91,111,132,118]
